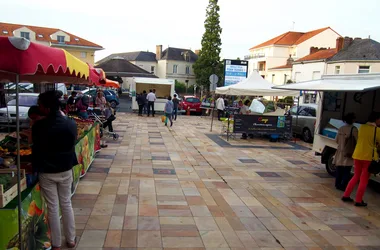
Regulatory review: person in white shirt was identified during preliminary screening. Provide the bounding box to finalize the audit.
[216,95,225,121]
[146,89,156,117]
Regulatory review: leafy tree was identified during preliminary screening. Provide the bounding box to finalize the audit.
[174,80,186,94]
[193,0,222,90]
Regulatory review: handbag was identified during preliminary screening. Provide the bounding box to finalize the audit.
[343,126,356,157]
[368,127,380,175]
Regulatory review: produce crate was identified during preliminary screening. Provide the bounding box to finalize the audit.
[0,169,27,208]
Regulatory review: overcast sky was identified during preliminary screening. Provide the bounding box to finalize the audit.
[1,0,378,62]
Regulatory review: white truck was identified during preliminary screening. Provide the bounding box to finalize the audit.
[130,77,175,112]
[274,73,380,181]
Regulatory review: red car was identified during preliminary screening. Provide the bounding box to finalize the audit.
[179,96,202,114]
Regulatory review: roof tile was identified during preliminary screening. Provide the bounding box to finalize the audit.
[0,22,102,48]
[296,48,337,62]
[250,27,336,50]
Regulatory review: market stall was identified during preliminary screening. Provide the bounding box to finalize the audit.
[213,71,298,140]
[0,36,102,250]
[131,77,175,112]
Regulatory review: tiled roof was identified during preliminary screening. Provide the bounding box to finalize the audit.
[269,64,293,70]
[328,38,380,62]
[96,58,157,78]
[160,47,198,62]
[0,22,102,49]
[96,51,157,65]
[250,27,337,50]
[296,48,337,62]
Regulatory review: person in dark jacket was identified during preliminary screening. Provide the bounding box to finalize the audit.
[136,93,145,116]
[142,90,148,115]
[33,90,77,250]
[172,94,180,121]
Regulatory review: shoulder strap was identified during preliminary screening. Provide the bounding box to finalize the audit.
[373,127,377,159]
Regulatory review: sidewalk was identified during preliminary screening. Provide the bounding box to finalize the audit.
[71,113,380,250]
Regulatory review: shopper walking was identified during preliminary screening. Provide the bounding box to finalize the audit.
[146,89,156,117]
[342,112,380,207]
[33,90,77,249]
[164,96,174,127]
[334,113,358,191]
[172,94,180,121]
[136,93,145,116]
[216,95,225,121]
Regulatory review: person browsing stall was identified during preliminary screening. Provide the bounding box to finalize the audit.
[96,91,107,110]
[32,90,77,250]
[333,113,358,191]
[146,89,156,117]
[240,100,251,140]
[342,112,380,207]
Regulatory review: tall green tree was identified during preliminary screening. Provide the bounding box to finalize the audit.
[193,0,222,90]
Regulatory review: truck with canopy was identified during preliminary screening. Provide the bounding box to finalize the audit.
[273,73,380,181]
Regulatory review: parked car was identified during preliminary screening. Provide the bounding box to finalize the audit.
[0,93,39,128]
[287,103,317,142]
[179,96,201,114]
[81,88,120,108]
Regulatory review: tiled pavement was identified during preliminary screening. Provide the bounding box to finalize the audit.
[69,113,380,250]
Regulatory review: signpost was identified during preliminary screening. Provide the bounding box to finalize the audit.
[209,74,219,132]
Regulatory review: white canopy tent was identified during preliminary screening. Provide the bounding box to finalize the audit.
[216,70,299,96]
[272,73,380,92]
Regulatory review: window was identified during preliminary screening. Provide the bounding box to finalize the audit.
[185,66,190,75]
[173,65,178,73]
[7,95,38,107]
[294,72,301,82]
[185,97,200,103]
[312,71,321,80]
[80,52,87,58]
[2,30,8,34]
[20,32,30,40]
[358,66,370,74]
[150,66,155,74]
[335,65,341,74]
[290,106,298,115]
[57,35,65,43]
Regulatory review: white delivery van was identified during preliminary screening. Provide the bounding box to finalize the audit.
[130,77,175,112]
[273,73,380,181]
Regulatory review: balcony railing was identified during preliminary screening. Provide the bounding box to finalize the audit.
[244,53,266,60]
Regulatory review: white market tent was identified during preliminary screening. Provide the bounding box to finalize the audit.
[216,70,299,96]
[272,73,380,92]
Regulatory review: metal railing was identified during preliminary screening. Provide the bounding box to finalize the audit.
[244,53,265,60]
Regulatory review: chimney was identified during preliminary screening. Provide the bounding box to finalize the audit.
[336,37,344,52]
[286,54,294,65]
[343,37,353,49]
[195,49,200,56]
[309,47,319,54]
[354,37,362,41]
[156,45,162,60]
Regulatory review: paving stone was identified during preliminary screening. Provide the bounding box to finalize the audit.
[68,113,380,250]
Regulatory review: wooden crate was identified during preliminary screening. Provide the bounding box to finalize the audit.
[0,169,27,208]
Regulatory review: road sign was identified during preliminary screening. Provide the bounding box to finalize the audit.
[209,74,219,85]
[209,82,217,92]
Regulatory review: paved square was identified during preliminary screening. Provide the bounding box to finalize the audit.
[72,114,380,249]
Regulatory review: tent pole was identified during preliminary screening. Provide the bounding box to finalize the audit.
[295,95,300,144]
[210,93,215,132]
[15,75,23,250]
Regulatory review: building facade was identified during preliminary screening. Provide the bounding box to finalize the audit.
[0,22,103,65]
[97,45,198,87]
[245,27,340,79]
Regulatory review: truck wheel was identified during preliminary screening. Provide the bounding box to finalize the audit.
[326,153,336,176]
[302,128,313,143]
